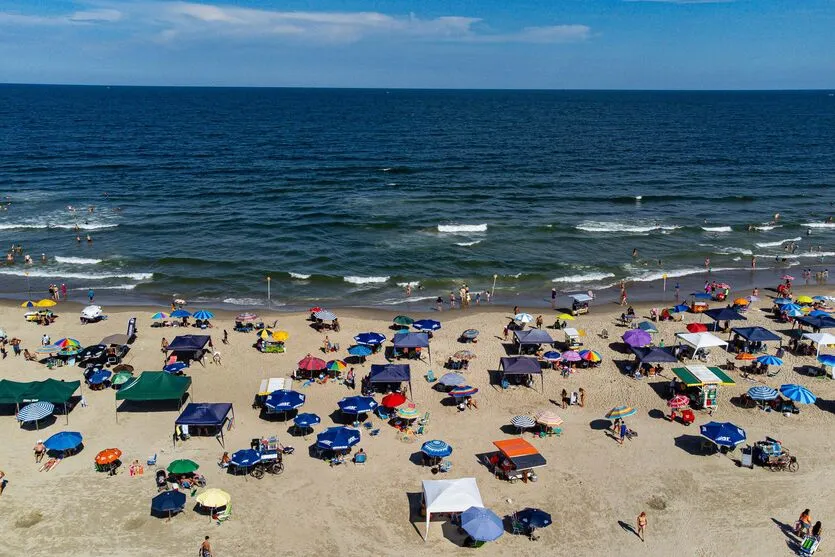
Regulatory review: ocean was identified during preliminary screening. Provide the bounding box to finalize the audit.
[0,85,833,310]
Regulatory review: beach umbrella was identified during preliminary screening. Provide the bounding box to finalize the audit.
[781,303,801,312]
[95,448,122,466]
[316,426,361,451]
[782,275,795,281]
[53,338,81,349]
[810,310,831,318]
[151,490,186,515]
[151,312,169,320]
[393,315,414,326]
[452,350,476,360]
[735,352,756,361]
[354,332,386,345]
[313,310,337,321]
[797,295,814,305]
[44,431,83,452]
[715,282,731,289]
[561,350,581,362]
[265,390,306,411]
[534,411,563,427]
[733,298,750,306]
[87,370,112,385]
[449,386,478,398]
[111,371,133,386]
[298,356,326,371]
[438,373,467,387]
[557,313,575,321]
[397,405,421,419]
[59,347,82,356]
[230,449,261,467]
[638,321,658,333]
[511,415,537,430]
[35,299,57,307]
[579,349,602,363]
[606,406,637,420]
[326,360,348,372]
[163,362,187,374]
[700,421,746,448]
[271,330,289,342]
[461,506,504,542]
[686,323,708,333]
[421,439,453,458]
[667,395,690,409]
[514,313,533,324]
[338,396,378,415]
[20,300,36,308]
[672,304,690,313]
[691,292,712,300]
[293,413,321,428]
[461,329,480,340]
[170,309,191,318]
[813,296,832,302]
[516,508,552,530]
[780,384,816,405]
[192,310,214,320]
[786,308,804,318]
[381,392,407,408]
[79,344,106,359]
[257,329,277,340]
[623,329,652,347]
[347,345,373,357]
[748,295,760,303]
[756,355,783,366]
[36,345,58,354]
[112,363,134,373]
[774,298,792,305]
[236,312,258,322]
[167,459,199,475]
[818,354,835,367]
[195,489,231,509]
[747,386,779,401]
[542,351,562,362]
[413,319,441,331]
[309,306,322,313]
[17,401,55,425]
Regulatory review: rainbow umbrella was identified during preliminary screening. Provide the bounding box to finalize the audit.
[327,360,348,372]
[54,338,81,349]
[606,406,637,420]
[579,349,602,363]
[151,312,169,320]
[397,404,421,419]
[449,386,478,398]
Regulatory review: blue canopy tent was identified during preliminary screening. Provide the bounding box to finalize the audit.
[512,329,554,355]
[630,346,679,364]
[704,308,747,330]
[166,335,212,365]
[174,402,234,448]
[796,315,835,331]
[499,356,544,392]
[392,332,431,363]
[731,326,782,343]
[368,364,412,397]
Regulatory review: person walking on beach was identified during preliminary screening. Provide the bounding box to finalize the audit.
[0,470,6,496]
[551,288,557,309]
[620,285,628,306]
[222,330,228,344]
[61,283,67,299]
[535,315,543,329]
[199,536,214,557]
[578,387,585,407]
[796,509,812,537]
[449,291,455,309]
[674,281,680,300]
[88,288,94,302]
[161,338,168,353]
[637,511,647,541]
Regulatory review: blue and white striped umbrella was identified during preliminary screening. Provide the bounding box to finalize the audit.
[421,439,453,458]
[511,415,536,429]
[780,384,816,404]
[757,355,783,366]
[192,310,214,320]
[338,396,378,415]
[313,310,337,321]
[438,373,467,387]
[265,390,306,411]
[17,401,55,423]
[747,386,779,401]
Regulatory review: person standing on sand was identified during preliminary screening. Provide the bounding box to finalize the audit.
[620,285,628,306]
[0,470,6,496]
[199,536,214,557]
[751,255,756,269]
[222,330,228,344]
[88,288,94,302]
[578,388,585,407]
[637,512,647,541]
[551,288,557,309]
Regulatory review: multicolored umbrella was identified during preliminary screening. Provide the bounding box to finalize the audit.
[561,350,581,362]
[298,356,326,371]
[167,459,199,474]
[438,373,467,387]
[452,350,476,360]
[326,360,348,372]
[449,385,479,398]
[236,312,258,322]
[151,312,169,320]
[782,275,795,281]
[700,421,746,448]
[421,439,453,458]
[780,384,816,404]
[397,404,421,419]
[756,355,783,366]
[393,315,414,326]
[667,395,690,409]
[747,386,779,401]
[95,448,122,465]
[381,392,407,408]
[53,338,81,349]
[20,300,36,308]
[534,411,563,427]
[511,415,537,429]
[606,406,637,420]
[192,310,214,320]
[579,349,602,363]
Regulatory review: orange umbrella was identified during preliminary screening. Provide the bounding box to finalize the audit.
[733,298,750,306]
[735,353,756,361]
[95,448,122,465]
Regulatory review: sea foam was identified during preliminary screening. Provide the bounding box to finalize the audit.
[344,276,390,285]
[437,224,488,233]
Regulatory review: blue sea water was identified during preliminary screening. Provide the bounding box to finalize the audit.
[0,85,833,309]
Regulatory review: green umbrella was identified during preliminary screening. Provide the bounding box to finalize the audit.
[393,315,414,326]
[111,371,133,386]
[167,459,199,474]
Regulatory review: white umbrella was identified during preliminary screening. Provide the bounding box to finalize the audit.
[514,313,533,323]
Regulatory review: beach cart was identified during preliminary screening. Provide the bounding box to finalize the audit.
[569,294,592,316]
[563,328,582,350]
[671,365,735,410]
[752,437,798,472]
[253,378,288,408]
[485,438,547,484]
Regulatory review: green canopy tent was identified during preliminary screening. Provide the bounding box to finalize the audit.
[0,378,80,424]
[0,380,30,405]
[115,371,192,423]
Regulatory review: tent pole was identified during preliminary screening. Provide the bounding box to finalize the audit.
[65,401,68,425]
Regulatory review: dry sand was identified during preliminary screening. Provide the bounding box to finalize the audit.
[0,288,834,557]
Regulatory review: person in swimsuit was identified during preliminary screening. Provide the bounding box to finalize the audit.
[199,536,213,556]
[34,440,46,463]
[637,511,647,541]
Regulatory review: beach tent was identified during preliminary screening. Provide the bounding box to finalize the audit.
[512,329,554,354]
[175,403,234,447]
[0,379,80,424]
[0,380,29,405]
[368,364,412,397]
[675,332,728,359]
[796,315,835,331]
[731,327,782,343]
[568,293,593,303]
[803,332,835,356]
[115,372,192,421]
[498,357,543,392]
[166,335,212,364]
[704,307,747,325]
[422,478,484,540]
[671,365,736,387]
[393,332,431,363]
[630,346,678,364]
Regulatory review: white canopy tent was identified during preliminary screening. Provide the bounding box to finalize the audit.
[421,478,484,540]
[803,332,835,356]
[675,332,728,359]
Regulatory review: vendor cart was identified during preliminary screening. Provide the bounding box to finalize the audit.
[485,438,546,484]
[671,365,735,410]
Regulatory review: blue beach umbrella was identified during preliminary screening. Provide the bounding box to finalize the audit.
[163,362,188,374]
[421,440,453,458]
[700,421,746,448]
[230,449,261,467]
[774,298,792,305]
[170,309,191,318]
[818,354,835,367]
[747,386,779,401]
[265,390,306,411]
[756,355,783,366]
[347,345,373,357]
[542,351,562,362]
[780,303,801,313]
[151,490,186,515]
[316,426,361,451]
[438,373,467,387]
[786,309,805,318]
[810,310,831,318]
[192,310,214,320]
[17,401,55,423]
[354,332,386,346]
[293,413,321,428]
[413,319,442,331]
[88,369,112,385]
[516,508,553,529]
[461,506,504,542]
[338,396,378,415]
[44,431,83,452]
[672,304,690,313]
[780,384,816,405]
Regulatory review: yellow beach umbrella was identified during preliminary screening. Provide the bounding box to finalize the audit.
[557,314,575,321]
[20,300,36,308]
[35,299,56,307]
[797,295,814,305]
[271,330,289,342]
[195,488,231,508]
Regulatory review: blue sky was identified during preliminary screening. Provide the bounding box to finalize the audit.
[0,0,833,88]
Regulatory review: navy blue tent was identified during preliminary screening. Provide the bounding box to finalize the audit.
[796,315,835,331]
[392,332,431,363]
[166,335,211,352]
[704,308,746,323]
[630,346,679,364]
[499,357,544,391]
[513,329,554,354]
[731,327,781,343]
[369,364,412,396]
[175,402,234,447]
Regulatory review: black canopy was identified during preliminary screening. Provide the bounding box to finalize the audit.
[498,357,543,392]
[392,332,431,363]
[167,335,211,352]
[731,326,781,342]
[704,308,746,322]
[796,315,835,330]
[369,364,412,396]
[631,346,678,364]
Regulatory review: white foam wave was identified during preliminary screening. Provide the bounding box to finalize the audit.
[437,224,488,233]
[455,241,482,247]
[802,222,835,228]
[73,284,136,291]
[552,272,616,283]
[576,221,681,234]
[753,225,780,231]
[396,281,421,287]
[0,269,151,281]
[755,237,801,248]
[289,272,311,279]
[784,251,835,259]
[702,226,733,232]
[626,266,736,283]
[55,256,102,265]
[717,247,753,255]
[378,295,437,306]
[0,223,118,230]
[344,275,389,285]
[223,297,265,306]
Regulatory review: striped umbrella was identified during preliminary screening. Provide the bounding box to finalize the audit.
[421,440,453,458]
[747,386,779,401]
[579,349,602,363]
[438,373,467,387]
[326,360,348,372]
[151,312,169,320]
[397,405,421,419]
[561,350,582,362]
[606,406,637,420]
[534,411,563,427]
[452,350,476,360]
[756,355,783,366]
[54,338,80,349]
[236,312,258,322]
[780,384,816,404]
[314,310,337,321]
[192,310,214,320]
[818,354,835,367]
[17,401,55,423]
[449,386,479,398]
[667,395,690,409]
[514,313,533,323]
[511,415,537,430]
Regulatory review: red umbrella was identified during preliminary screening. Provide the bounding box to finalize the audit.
[667,395,690,409]
[381,392,407,408]
[686,323,708,333]
[309,306,323,313]
[298,356,326,371]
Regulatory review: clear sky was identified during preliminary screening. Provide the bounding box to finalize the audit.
[1,0,833,89]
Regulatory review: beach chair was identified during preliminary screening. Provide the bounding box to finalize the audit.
[215,503,232,524]
[369,428,380,437]
[147,453,157,467]
[353,453,367,466]
[800,535,820,556]
[376,407,390,420]
[438,459,452,473]
[425,369,436,383]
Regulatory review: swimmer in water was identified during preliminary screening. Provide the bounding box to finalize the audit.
[632,248,638,258]
[86,234,92,243]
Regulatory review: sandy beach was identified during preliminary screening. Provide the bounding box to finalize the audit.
[1,286,834,557]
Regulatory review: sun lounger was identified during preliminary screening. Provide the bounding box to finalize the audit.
[800,535,820,555]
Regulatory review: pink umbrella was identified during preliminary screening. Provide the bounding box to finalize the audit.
[667,395,690,409]
[561,350,582,362]
[298,356,326,371]
[782,275,795,281]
